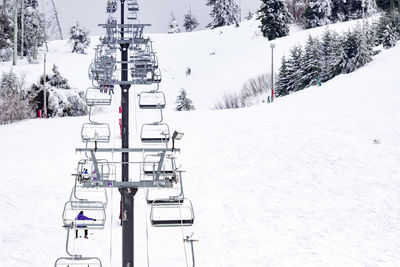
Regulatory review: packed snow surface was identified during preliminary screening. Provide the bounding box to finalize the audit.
[0,18,399,267]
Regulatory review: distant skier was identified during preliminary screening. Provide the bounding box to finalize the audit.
[75,211,96,239]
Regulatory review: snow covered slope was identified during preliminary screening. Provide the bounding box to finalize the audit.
[1,18,399,267]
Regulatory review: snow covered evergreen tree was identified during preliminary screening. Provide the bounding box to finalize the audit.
[331,0,376,22]
[376,0,398,11]
[168,11,181,34]
[286,45,304,93]
[0,1,13,60]
[321,29,339,81]
[175,88,195,111]
[29,65,87,117]
[301,35,323,87]
[49,64,70,89]
[303,0,332,29]
[206,0,240,29]
[18,0,46,58]
[382,23,398,48]
[257,0,292,40]
[275,56,291,96]
[69,22,90,54]
[183,11,199,32]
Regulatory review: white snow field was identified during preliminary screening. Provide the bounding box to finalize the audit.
[1,18,400,267]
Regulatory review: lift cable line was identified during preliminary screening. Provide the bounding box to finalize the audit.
[54,1,197,267]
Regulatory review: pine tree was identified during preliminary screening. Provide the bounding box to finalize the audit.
[382,23,398,48]
[353,26,373,67]
[69,22,90,53]
[286,45,304,93]
[183,11,199,32]
[321,29,338,81]
[257,0,292,40]
[175,88,195,111]
[275,56,291,96]
[301,35,323,87]
[206,0,240,29]
[376,0,399,11]
[168,11,181,34]
[18,0,46,58]
[49,64,70,89]
[303,0,332,29]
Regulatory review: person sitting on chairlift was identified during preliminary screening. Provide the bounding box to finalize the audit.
[75,211,96,239]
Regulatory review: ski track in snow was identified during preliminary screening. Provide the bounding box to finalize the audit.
[0,17,400,267]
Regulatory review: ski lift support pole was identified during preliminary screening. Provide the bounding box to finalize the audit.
[119,1,137,267]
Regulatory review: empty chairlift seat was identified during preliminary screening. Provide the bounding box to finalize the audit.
[139,91,166,109]
[62,201,106,229]
[70,186,108,208]
[146,186,184,205]
[85,88,112,106]
[150,199,194,227]
[127,0,139,11]
[140,123,170,144]
[143,153,175,178]
[55,257,102,267]
[81,123,111,143]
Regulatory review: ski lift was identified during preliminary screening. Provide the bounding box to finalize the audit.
[138,91,166,109]
[146,171,184,205]
[152,68,162,83]
[142,153,175,178]
[127,0,139,11]
[85,88,112,106]
[140,123,170,143]
[127,12,138,20]
[106,1,117,13]
[146,187,184,205]
[76,158,112,183]
[55,256,102,267]
[81,122,111,143]
[150,199,194,227]
[70,186,108,208]
[62,201,106,229]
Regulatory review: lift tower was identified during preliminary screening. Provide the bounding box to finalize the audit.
[118,1,137,266]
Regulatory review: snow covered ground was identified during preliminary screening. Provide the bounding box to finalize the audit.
[1,17,400,267]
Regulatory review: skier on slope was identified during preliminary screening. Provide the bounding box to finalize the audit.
[75,211,96,239]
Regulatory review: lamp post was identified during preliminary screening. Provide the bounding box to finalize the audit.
[270,43,276,103]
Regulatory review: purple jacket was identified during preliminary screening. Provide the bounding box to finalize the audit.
[76,214,95,227]
[76,214,94,221]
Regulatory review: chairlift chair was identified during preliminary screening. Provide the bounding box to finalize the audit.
[106,1,117,13]
[146,187,184,205]
[140,123,170,144]
[152,68,162,83]
[62,201,106,229]
[70,186,108,208]
[127,0,139,11]
[142,153,175,178]
[55,256,102,267]
[138,91,166,109]
[85,88,112,106]
[127,12,138,20]
[76,158,111,184]
[81,122,111,143]
[150,199,194,227]
[146,171,184,205]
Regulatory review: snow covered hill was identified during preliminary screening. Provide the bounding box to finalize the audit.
[1,18,400,267]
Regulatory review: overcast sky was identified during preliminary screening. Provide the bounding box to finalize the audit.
[45,0,261,37]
